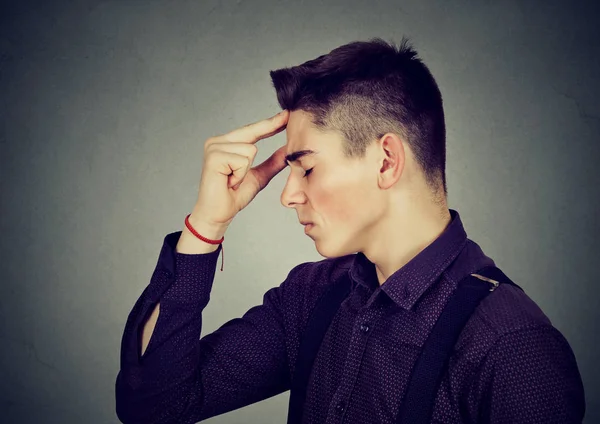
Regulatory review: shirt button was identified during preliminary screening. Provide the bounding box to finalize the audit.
[335,401,346,413]
[402,285,410,299]
[360,323,370,333]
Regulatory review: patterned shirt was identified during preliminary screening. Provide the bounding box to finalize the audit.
[115,209,585,423]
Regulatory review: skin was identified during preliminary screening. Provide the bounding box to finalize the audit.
[280,110,452,286]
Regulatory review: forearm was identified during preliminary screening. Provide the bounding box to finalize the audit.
[116,229,294,424]
[139,218,227,356]
[116,231,222,423]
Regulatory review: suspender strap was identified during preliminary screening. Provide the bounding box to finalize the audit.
[395,266,520,424]
[287,272,353,424]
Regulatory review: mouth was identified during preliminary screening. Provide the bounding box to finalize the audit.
[304,223,314,233]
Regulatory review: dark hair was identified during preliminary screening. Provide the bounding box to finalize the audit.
[269,37,447,198]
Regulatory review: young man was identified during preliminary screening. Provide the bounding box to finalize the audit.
[116,38,585,423]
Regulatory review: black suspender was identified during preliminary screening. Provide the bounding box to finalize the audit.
[286,266,521,424]
[287,274,353,424]
[397,266,520,423]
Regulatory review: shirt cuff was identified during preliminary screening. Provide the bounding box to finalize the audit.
[157,231,223,306]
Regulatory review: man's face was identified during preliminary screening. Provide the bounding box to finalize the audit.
[280,110,385,258]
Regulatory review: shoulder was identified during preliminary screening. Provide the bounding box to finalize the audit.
[476,274,553,336]
[453,272,584,411]
[454,266,564,365]
[474,278,581,364]
[444,237,552,339]
[446,240,558,357]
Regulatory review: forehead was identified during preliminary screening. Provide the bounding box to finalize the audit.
[285,110,339,162]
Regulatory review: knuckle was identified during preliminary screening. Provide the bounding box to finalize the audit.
[204,137,216,149]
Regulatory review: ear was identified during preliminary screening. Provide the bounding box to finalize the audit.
[378,133,405,189]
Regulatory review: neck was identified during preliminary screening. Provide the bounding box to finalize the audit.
[362,197,452,286]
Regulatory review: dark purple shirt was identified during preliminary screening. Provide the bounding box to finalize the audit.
[115,209,585,423]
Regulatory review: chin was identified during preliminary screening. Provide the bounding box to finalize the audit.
[314,238,354,259]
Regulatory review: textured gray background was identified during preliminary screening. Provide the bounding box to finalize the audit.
[1,0,598,423]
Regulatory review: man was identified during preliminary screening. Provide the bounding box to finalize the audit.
[115,37,585,423]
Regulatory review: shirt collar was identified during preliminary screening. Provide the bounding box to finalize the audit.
[348,209,468,310]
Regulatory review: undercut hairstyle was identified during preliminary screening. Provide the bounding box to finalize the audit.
[269,37,448,199]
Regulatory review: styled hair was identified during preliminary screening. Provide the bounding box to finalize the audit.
[269,37,447,197]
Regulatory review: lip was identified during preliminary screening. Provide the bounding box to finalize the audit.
[304,223,314,233]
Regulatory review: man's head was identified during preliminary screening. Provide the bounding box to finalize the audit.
[271,37,448,258]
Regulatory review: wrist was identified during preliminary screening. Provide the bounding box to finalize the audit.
[177,218,225,255]
[187,213,228,241]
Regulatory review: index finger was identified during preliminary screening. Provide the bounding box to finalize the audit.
[219,110,289,144]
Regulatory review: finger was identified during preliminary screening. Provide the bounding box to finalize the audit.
[209,151,251,187]
[206,142,258,158]
[219,110,289,144]
[247,145,289,192]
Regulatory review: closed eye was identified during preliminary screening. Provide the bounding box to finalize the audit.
[303,168,314,178]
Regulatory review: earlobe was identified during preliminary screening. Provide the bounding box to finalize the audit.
[379,159,402,189]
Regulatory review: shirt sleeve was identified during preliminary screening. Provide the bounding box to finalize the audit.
[115,231,294,424]
[476,325,586,424]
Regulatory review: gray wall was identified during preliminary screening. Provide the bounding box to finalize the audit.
[1,0,598,422]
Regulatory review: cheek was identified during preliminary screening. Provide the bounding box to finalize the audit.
[312,173,372,224]
[330,190,360,223]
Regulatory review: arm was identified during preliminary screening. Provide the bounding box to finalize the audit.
[474,326,586,424]
[115,230,296,424]
[140,218,225,357]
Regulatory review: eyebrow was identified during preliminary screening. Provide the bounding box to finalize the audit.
[285,149,317,165]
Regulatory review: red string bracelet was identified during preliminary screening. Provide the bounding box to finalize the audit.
[184,213,225,271]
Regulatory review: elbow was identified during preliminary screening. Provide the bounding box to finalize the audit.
[115,371,159,424]
[115,371,200,424]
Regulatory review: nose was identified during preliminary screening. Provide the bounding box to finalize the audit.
[280,171,307,209]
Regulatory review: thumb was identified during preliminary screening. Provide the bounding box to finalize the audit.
[248,145,288,192]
